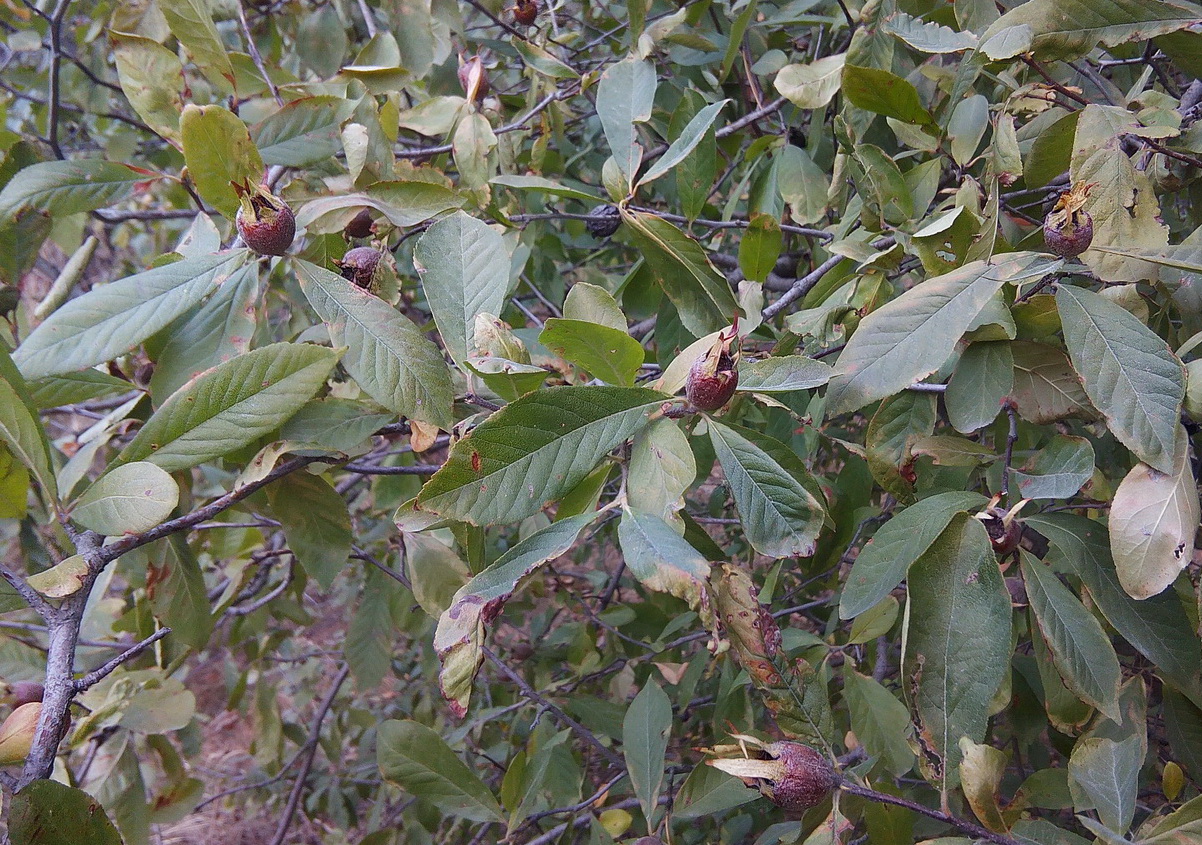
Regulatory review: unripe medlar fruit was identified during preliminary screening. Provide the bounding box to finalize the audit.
[1043,183,1094,259]
[337,247,385,291]
[707,736,837,813]
[234,181,295,256]
[685,322,740,412]
[344,208,375,239]
[512,0,538,25]
[586,204,621,238]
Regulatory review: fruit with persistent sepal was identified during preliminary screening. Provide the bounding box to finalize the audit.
[337,247,386,292]
[706,735,837,813]
[686,322,740,411]
[234,181,295,256]
[1043,184,1093,258]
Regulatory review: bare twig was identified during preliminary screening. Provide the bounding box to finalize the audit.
[237,3,283,106]
[73,628,171,692]
[839,781,1022,845]
[269,663,351,845]
[1002,404,1019,504]
[45,0,74,158]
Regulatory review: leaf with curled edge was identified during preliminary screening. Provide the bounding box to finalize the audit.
[714,563,834,750]
[433,513,597,716]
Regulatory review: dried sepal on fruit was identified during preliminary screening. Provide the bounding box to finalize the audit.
[685,321,740,412]
[1043,183,1094,258]
[233,180,296,257]
[705,734,837,813]
[974,495,1046,557]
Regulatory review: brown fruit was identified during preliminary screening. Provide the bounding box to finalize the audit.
[344,208,375,239]
[1043,183,1094,259]
[3,681,43,707]
[685,323,740,411]
[513,0,538,25]
[234,181,295,256]
[337,247,386,291]
[707,736,837,814]
[978,500,1026,555]
[457,54,490,104]
[586,204,621,238]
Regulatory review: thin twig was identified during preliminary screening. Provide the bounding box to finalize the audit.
[269,664,351,845]
[73,628,171,692]
[482,647,624,770]
[1002,404,1019,504]
[839,781,1022,845]
[45,0,74,158]
[237,3,283,105]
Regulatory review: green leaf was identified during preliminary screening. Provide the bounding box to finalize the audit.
[180,104,266,219]
[672,764,758,820]
[0,446,29,519]
[623,681,671,829]
[884,12,979,53]
[9,781,122,845]
[671,93,718,222]
[433,514,597,714]
[1026,513,1202,706]
[412,211,511,368]
[111,33,186,144]
[295,259,453,429]
[403,532,470,618]
[596,56,657,182]
[489,175,604,203]
[738,356,833,393]
[1012,435,1095,500]
[738,214,783,284]
[841,65,935,127]
[826,252,1055,416]
[0,160,151,223]
[377,720,505,822]
[512,38,580,79]
[1164,687,1202,784]
[1056,284,1184,473]
[981,0,1202,61]
[13,250,248,380]
[843,669,915,777]
[158,0,236,92]
[0,350,58,501]
[620,209,742,337]
[617,507,710,606]
[946,341,1013,434]
[627,418,695,523]
[539,319,644,386]
[1022,555,1121,720]
[1068,735,1141,833]
[27,370,132,409]
[416,387,665,525]
[1143,794,1202,844]
[71,462,178,535]
[279,398,393,454]
[774,54,846,109]
[639,99,729,186]
[1074,148,1169,282]
[839,491,987,619]
[1109,425,1198,600]
[149,261,259,400]
[267,472,351,589]
[708,420,826,558]
[296,182,465,233]
[1010,341,1098,424]
[345,567,405,691]
[147,535,213,649]
[903,514,1011,792]
[252,96,352,167]
[26,554,88,598]
[115,342,339,472]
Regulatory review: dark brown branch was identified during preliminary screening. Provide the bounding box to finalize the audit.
[839,781,1022,845]
[269,663,351,845]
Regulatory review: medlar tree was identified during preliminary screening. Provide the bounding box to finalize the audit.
[1,1,1202,844]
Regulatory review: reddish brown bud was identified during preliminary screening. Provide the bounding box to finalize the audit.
[685,323,740,412]
[234,181,295,256]
[0,702,40,765]
[457,54,490,104]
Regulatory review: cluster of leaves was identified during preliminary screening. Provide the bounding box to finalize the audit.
[2,0,1202,844]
